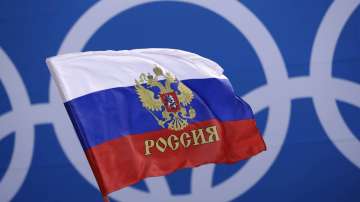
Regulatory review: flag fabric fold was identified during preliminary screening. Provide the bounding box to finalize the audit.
[46,48,266,200]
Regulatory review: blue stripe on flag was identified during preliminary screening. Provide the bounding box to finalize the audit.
[64,78,254,149]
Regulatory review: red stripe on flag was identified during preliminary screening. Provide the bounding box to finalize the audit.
[85,119,266,195]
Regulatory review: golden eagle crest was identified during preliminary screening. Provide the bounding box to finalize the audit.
[135,66,196,131]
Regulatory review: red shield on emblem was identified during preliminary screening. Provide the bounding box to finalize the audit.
[160,92,180,112]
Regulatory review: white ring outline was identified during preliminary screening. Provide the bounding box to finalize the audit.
[49,0,289,201]
[310,0,360,168]
[0,0,359,201]
[0,48,35,202]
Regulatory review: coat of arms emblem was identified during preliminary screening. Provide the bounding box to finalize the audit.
[135,66,196,131]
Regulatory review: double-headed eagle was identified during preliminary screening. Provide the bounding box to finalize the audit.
[135,66,196,131]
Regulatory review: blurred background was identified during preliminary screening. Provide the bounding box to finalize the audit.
[0,0,359,201]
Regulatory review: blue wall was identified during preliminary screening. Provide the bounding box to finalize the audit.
[0,1,359,201]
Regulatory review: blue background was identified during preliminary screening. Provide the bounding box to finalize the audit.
[0,0,359,201]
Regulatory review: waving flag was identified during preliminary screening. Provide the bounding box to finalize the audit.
[46,48,266,201]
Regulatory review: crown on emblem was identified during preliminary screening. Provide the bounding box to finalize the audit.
[135,65,196,131]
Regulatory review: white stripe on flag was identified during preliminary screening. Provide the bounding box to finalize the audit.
[47,48,226,101]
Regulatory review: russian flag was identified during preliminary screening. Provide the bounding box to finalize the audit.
[46,48,266,201]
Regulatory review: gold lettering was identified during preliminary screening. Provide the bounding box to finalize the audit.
[144,140,154,156]
[206,125,220,143]
[145,125,220,156]
[156,137,167,152]
[167,135,179,150]
[180,132,191,148]
[191,128,208,145]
